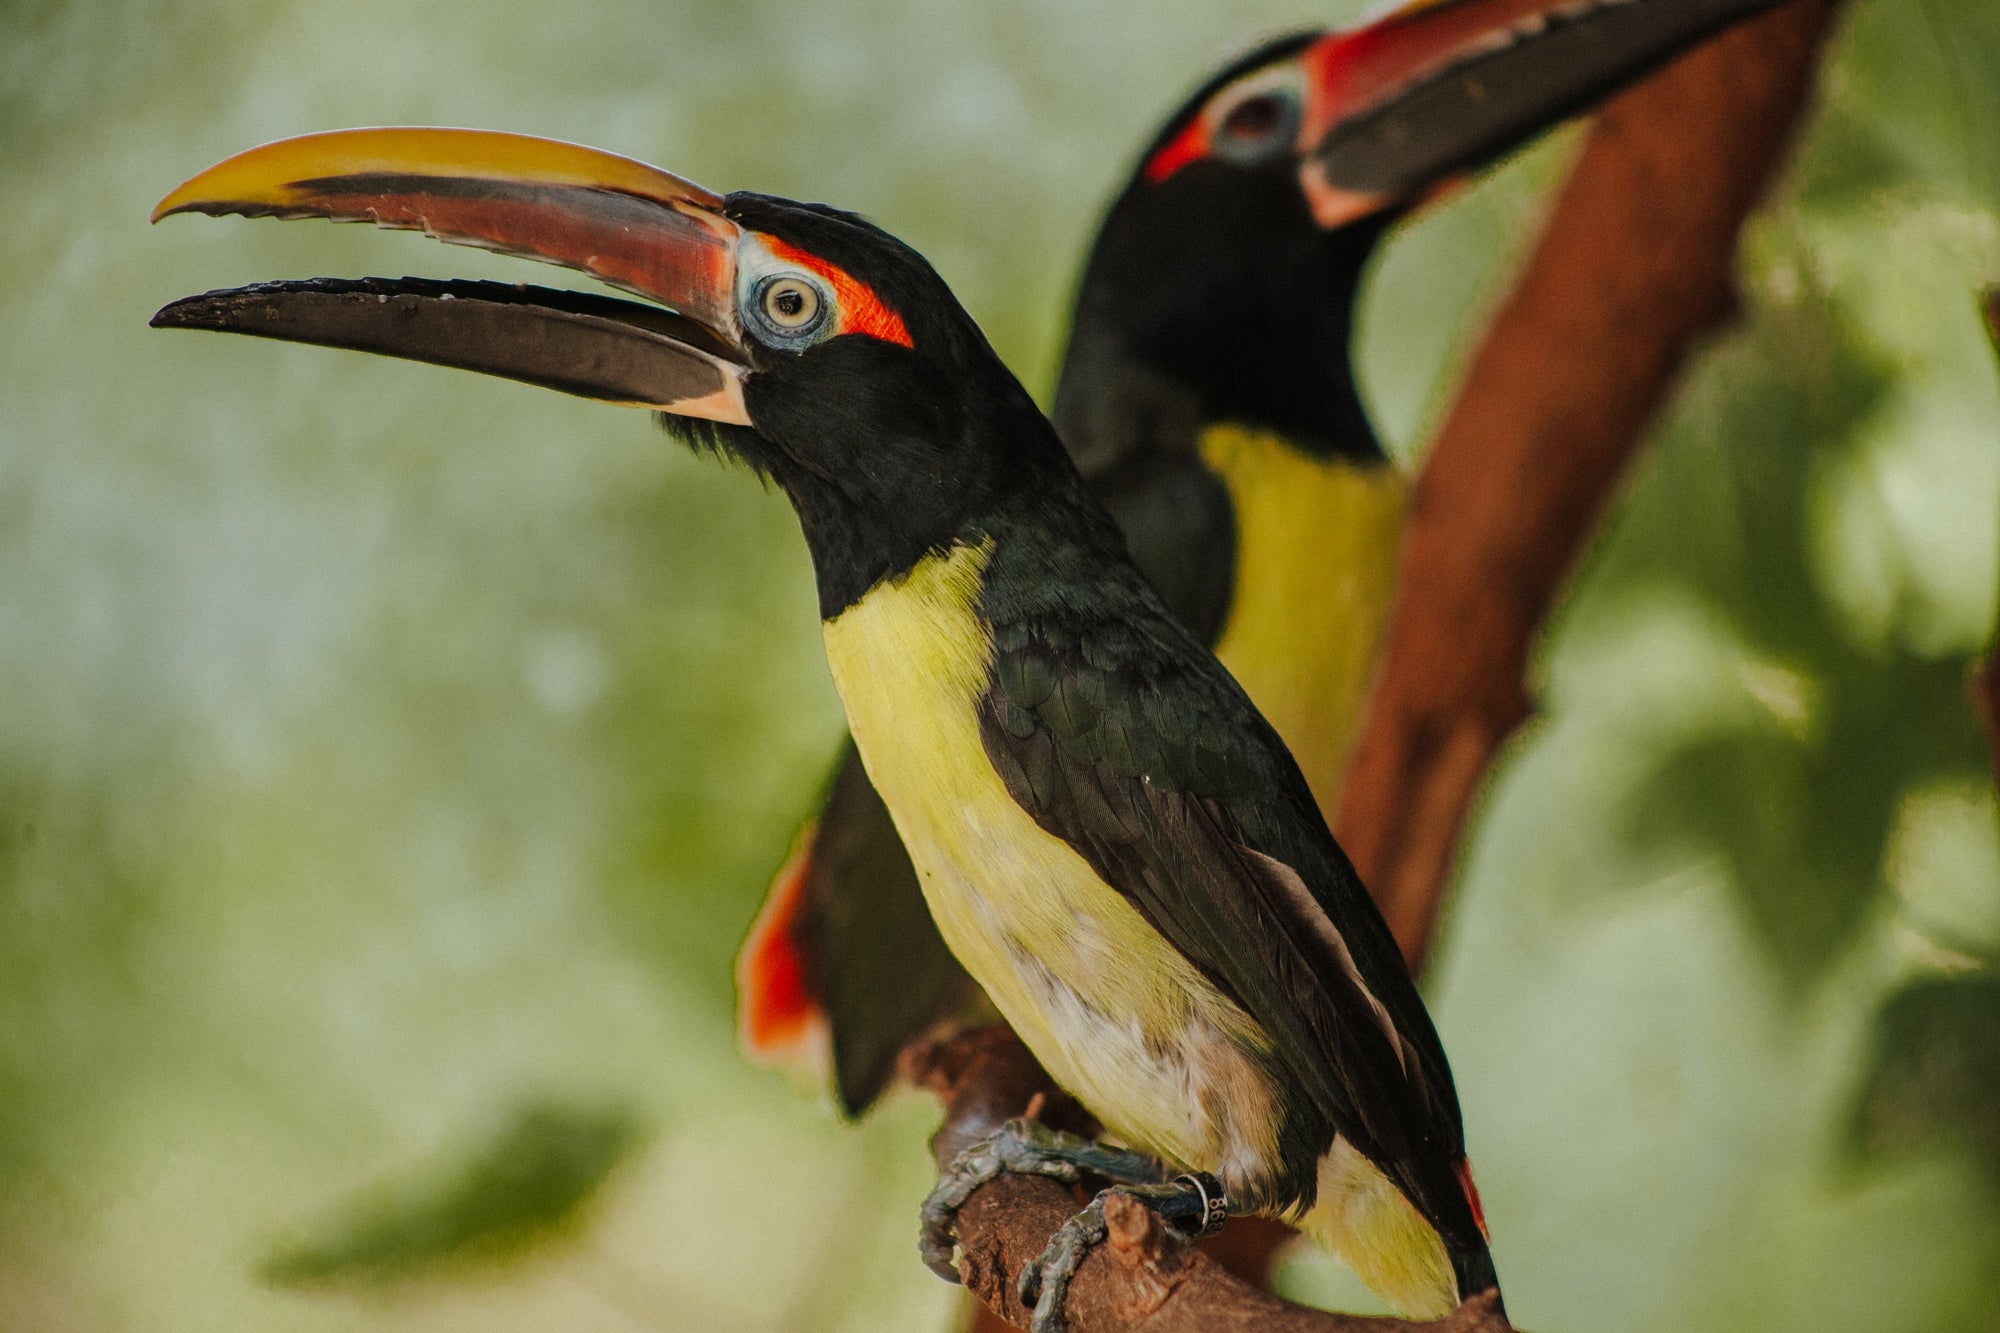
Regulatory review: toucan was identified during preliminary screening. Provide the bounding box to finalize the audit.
[151,126,1500,1321]
[735,0,1791,1117]
[148,3,1785,1320]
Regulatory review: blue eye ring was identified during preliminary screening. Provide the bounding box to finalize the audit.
[746,271,832,348]
[1211,85,1301,165]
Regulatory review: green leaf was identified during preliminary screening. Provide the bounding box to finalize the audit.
[1849,972,2000,1189]
[260,1101,641,1287]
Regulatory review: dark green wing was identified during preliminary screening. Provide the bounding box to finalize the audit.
[976,539,1477,1245]
[804,745,985,1114]
[1053,339,1238,645]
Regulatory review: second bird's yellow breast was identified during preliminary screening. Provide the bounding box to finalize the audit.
[1198,425,1406,820]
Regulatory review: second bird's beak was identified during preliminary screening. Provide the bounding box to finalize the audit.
[1296,0,1781,227]
[151,127,755,425]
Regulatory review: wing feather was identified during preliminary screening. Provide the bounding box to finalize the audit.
[977,550,1477,1242]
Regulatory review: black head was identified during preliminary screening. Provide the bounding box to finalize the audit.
[699,193,1081,618]
[1054,30,1394,473]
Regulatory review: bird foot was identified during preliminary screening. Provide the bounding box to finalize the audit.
[919,1117,1170,1283]
[1017,1174,1229,1333]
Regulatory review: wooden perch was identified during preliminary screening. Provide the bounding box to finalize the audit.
[1337,0,1843,970]
[933,3,1842,1329]
[908,1027,1512,1333]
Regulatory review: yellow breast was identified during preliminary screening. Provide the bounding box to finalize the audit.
[1198,426,1406,822]
[820,542,1285,1196]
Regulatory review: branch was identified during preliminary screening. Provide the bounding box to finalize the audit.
[908,1028,1511,1333]
[1336,0,1844,971]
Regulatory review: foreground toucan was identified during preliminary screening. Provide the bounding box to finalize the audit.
[738,0,1791,1115]
[153,129,1499,1321]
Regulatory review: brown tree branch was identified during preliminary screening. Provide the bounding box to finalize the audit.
[910,1028,1511,1333]
[1337,0,1844,971]
[931,6,1843,1329]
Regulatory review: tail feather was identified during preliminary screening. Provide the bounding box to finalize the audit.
[1303,1140,1457,1319]
[1304,1142,1504,1319]
[1450,1242,1504,1318]
[734,819,829,1072]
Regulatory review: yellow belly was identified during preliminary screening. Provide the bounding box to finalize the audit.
[1198,426,1406,824]
[820,542,1287,1201]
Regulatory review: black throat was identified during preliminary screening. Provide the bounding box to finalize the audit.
[697,334,1079,622]
[1052,164,1392,474]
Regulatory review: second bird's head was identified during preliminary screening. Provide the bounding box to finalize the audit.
[1058,30,1390,463]
[1053,17,1514,465]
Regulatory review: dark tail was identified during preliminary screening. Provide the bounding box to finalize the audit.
[1451,1243,1505,1320]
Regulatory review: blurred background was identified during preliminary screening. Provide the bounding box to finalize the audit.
[3,0,1998,1328]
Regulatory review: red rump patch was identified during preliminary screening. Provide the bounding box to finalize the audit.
[736,820,829,1066]
[1456,1159,1490,1242]
[762,236,914,349]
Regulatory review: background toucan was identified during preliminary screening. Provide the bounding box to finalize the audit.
[737,0,1789,1116]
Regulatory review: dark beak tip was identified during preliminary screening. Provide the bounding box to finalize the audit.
[153,198,323,227]
[150,199,217,225]
[150,294,221,330]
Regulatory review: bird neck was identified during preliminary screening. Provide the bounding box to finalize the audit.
[1051,199,1391,471]
[727,379,1098,622]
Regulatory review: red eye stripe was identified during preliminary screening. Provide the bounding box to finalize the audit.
[1144,116,1210,185]
[761,236,913,349]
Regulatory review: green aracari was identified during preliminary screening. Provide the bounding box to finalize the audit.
[153,125,1500,1321]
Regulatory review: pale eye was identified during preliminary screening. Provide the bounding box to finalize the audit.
[1221,94,1285,142]
[760,275,822,329]
[743,270,834,349]
[1211,84,1301,165]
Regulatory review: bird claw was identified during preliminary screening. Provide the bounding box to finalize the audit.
[1018,1191,1109,1329]
[1017,1175,1230,1333]
[918,1118,1170,1286]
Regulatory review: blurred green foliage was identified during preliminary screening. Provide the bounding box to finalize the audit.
[1,1,1996,1330]
[1610,283,1984,992]
[1850,973,2000,1191]
[261,1102,640,1286]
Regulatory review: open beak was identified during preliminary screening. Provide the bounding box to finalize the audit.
[1297,0,1783,227]
[151,127,753,424]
